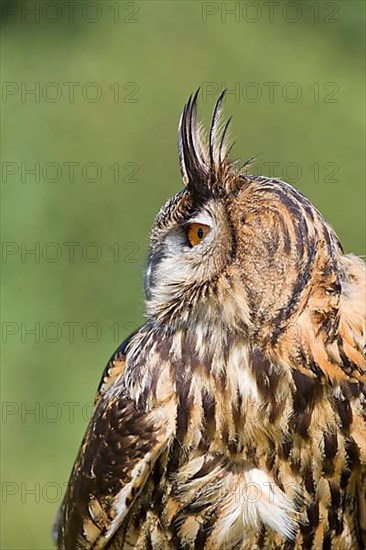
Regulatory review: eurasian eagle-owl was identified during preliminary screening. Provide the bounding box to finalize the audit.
[54,91,366,549]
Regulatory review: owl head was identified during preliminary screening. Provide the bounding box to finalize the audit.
[145,91,343,346]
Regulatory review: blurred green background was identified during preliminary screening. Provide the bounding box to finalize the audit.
[1,0,365,547]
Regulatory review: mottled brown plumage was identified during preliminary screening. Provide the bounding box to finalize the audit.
[54,92,366,549]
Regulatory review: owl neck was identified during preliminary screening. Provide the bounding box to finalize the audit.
[127,298,364,421]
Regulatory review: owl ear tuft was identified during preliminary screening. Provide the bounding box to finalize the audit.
[178,89,209,198]
[178,90,233,198]
[209,89,230,175]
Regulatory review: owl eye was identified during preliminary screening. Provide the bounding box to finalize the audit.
[186,223,210,247]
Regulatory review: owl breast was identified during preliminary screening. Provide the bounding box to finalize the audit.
[115,326,363,550]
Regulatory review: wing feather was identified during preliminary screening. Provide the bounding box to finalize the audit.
[358,472,366,546]
[95,328,141,405]
[54,330,175,549]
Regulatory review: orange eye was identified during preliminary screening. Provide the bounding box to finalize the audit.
[186,223,210,247]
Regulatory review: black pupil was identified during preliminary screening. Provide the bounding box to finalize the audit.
[197,227,204,239]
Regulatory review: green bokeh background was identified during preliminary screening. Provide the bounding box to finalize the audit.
[1,0,365,547]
